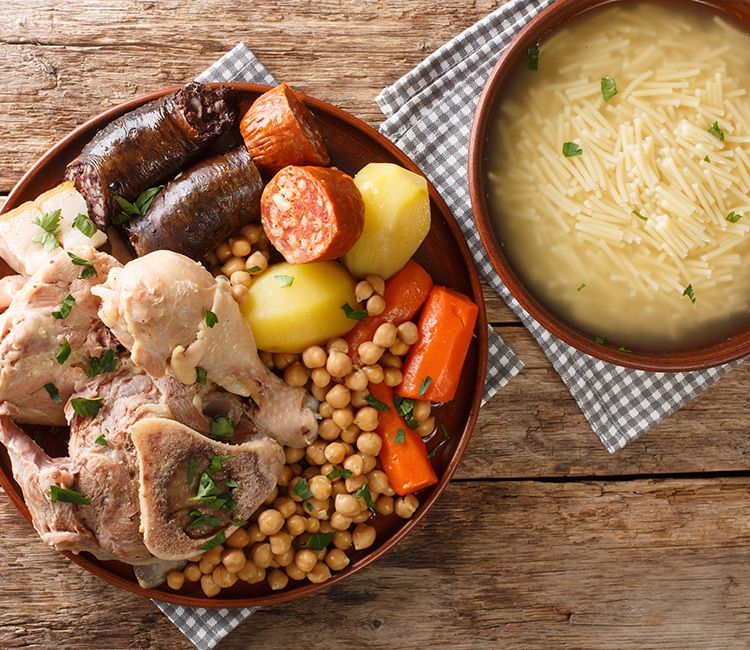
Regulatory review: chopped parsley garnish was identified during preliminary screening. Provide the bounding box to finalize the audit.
[293,478,314,500]
[562,142,583,157]
[208,454,233,474]
[224,478,239,489]
[704,155,711,163]
[209,416,234,440]
[246,265,261,274]
[72,213,97,238]
[576,283,586,292]
[87,348,117,377]
[300,532,333,551]
[198,530,226,551]
[204,309,218,328]
[56,339,72,364]
[708,121,725,142]
[67,252,97,278]
[189,472,235,511]
[188,509,222,531]
[394,428,406,444]
[527,43,539,70]
[51,294,75,320]
[95,434,107,446]
[70,396,104,418]
[726,211,743,223]
[230,519,248,527]
[50,485,90,505]
[683,284,696,304]
[355,483,376,510]
[112,186,163,224]
[418,376,432,397]
[187,458,198,485]
[32,209,61,252]
[600,77,617,102]
[341,303,368,321]
[394,395,419,429]
[275,275,294,288]
[364,395,390,412]
[196,366,208,384]
[304,501,313,512]
[43,382,61,403]
[595,336,606,345]
[618,346,633,353]
[632,209,647,222]
[326,467,353,481]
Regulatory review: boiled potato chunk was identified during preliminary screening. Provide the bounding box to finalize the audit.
[241,261,357,353]
[343,163,431,279]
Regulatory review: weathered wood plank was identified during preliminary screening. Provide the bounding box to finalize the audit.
[1,478,749,649]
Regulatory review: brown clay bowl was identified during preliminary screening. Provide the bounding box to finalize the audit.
[469,0,750,372]
[0,83,488,608]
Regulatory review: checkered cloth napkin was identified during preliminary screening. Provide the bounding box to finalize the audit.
[376,0,743,453]
[154,41,523,649]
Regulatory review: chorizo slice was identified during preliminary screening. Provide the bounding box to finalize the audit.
[240,84,330,175]
[125,147,262,260]
[261,165,364,264]
[65,82,236,229]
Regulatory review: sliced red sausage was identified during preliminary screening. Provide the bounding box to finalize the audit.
[240,84,330,175]
[261,166,364,264]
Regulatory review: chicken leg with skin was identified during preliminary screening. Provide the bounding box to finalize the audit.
[93,251,317,448]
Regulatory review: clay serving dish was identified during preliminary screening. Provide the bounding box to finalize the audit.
[0,83,488,608]
[468,0,750,372]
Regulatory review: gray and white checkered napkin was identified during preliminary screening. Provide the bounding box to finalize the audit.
[155,40,523,649]
[376,0,743,453]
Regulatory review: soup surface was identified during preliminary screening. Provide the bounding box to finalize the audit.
[486,1,750,351]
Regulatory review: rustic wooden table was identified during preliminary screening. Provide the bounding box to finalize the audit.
[2,1,750,648]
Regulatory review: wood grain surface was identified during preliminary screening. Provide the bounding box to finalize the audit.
[1,0,749,648]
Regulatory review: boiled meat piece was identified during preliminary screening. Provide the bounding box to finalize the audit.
[93,250,317,447]
[131,417,284,560]
[0,247,119,425]
[0,275,26,312]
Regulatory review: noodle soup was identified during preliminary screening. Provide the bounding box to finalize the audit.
[485,1,750,351]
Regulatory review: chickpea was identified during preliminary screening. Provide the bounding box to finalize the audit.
[311,367,331,388]
[302,466,319,480]
[273,353,297,370]
[318,418,341,441]
[351,389,370,408]
[246,250,268,273]
[311,382,328,402]
[302,345,327,369]
[333,529,353,550]
[352,523,377,550]
[201,574,221,597]
[376,494,395,516]
[238,560,265,584]
[231,284,249,303]
[354,280,374,302]
[383,367,403,387]
[306,497,330,520]
[346,474,366,493]
[229,236,252,257]
[357,343,383,368]
[417,416,436,438]
[221,256,246,276]
[390,340,410,356]
[330,511,353,530]
[284,362,308,388]
[270,531,294,555]
[166,570,184,590]
[362,364,384,384]
[204,545,223,565]
[266,567,289,591]
[343,453,365,477]
[305,517,321,533]
[258,509,285,536]
[368,470,390,494]
[286,514,307,536]
[199,559,215,574]
[215,242,232,262]
[305,440,327,466]
[286,563,306,581]
[323,548,349,571]
[324,442,347,464]
[356,432,382,456]
[413,400,431,422]
[295,548,318,573]
[183,563,202,582]
[319,401,334,419]
[345,368,368,391]
[309,475,332,500]
[285,446,305,464]
[395,493,420,519]
[353,406,379,432]
[332,407,353,430]
[276,465,293,487]
[319,520,333,534]
[325,385,350,410]
[307,561,332,584]
[213,564,238,588]
[273,496,297,519]
[229,270,252,289]
[224,528,249,550]
[247,523,266,544]
[332,480,348,496]
[380,352,402,369]
[335,493,361,518]
[219,548,246,575]
[394,321,417,346]
[340,424,360,444]
[327,338,349,353]
[364,274,384,296]
[327,351,352,378]
[263,486,279,505]
[367,294,386,316]
[362,454,377,473]
[241,223,263,244]
[352,510,371,524]
[260,350,274,368]
[252,542,274,568]
[373,322,398,348]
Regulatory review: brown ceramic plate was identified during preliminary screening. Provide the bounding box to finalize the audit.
[469,0,750,372]
[0,83,487,608]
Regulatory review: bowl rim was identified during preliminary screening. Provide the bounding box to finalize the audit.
[468,0,750,372]
[0,82,489,608]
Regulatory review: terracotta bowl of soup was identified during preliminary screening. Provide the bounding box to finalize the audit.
[469,0,750,372]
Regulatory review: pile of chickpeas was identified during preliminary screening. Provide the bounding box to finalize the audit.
[166,236,437,598]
